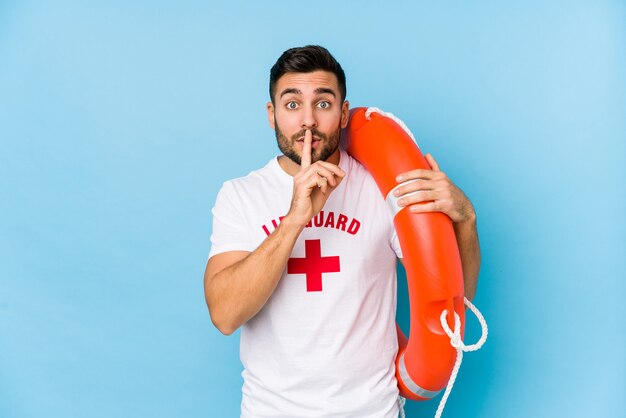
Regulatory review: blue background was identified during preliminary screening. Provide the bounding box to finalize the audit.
[1,1,625,417]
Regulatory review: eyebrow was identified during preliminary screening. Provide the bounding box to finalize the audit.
[279,87,337,99]
[315,88,337,97]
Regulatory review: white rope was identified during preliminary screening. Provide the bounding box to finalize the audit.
[364,107,419,146]
[365,107,488,417]
[434,297,488,418]
[397,395,406,418]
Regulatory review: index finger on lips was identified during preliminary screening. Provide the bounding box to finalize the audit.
[300,129,312,169]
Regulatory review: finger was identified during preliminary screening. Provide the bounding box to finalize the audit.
[425,153,441,171]
[315,171,333,189]
[408,201,440,213]
[331,172,344,189]
[394,177,452,197]
[397,190,437,207]
[301,172,328,194]
[313,160,345,178]
[396,168,438,183]
[301,165,338,187]
[300,129,312,169]
[317,176,329,194]
[393,179,430,197]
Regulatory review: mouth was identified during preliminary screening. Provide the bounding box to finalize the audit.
[296,137,322,149]
[296,136,322,142]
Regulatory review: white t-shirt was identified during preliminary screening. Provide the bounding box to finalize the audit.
[209,148,403,417]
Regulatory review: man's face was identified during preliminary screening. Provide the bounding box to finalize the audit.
[267,71,349,165]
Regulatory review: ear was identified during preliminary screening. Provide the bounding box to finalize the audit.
[267,102,275,129]
[340,100,350,129]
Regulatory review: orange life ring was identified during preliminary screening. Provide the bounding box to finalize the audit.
[345,107,466,401]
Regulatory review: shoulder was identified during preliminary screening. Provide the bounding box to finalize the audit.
[219,158,278,194]
[215,156,291,207]
[340,148,392,217]
[341,148,381,191]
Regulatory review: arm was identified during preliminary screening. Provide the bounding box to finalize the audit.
[204,130,345,335]
[395,154,480,300]
[452,214,480,301]
[204,219,305,335]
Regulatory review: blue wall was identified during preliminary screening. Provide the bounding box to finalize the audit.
[1,1,624,417]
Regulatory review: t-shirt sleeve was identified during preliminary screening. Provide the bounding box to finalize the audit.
[390,224,403,259]
[208,181,256,260]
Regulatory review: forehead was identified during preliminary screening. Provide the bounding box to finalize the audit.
[275,70,340,98]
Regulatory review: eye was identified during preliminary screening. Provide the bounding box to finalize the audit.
[286,101,298,110]
[317,101,330,109]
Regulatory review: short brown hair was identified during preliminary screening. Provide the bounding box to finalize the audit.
[269,45,347,103]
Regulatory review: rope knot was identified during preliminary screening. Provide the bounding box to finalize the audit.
[435,298,489,418]
[450,333,463,349]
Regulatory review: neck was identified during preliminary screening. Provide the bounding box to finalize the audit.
[278,148,341,177]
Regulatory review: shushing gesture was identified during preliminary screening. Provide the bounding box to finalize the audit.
[287,130,345,227]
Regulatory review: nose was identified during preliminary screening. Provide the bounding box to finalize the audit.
[301,105,318,130]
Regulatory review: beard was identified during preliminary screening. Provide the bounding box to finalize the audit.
[274,119,341,165]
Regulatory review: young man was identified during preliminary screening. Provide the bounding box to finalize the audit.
[204,45,480,417]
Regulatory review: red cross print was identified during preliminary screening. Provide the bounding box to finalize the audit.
[287,239,340,292]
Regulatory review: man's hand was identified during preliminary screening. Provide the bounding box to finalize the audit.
[286,130,345,227]
[394,153,475,224]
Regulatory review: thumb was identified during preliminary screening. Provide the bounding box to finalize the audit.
[425,153,441,171]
